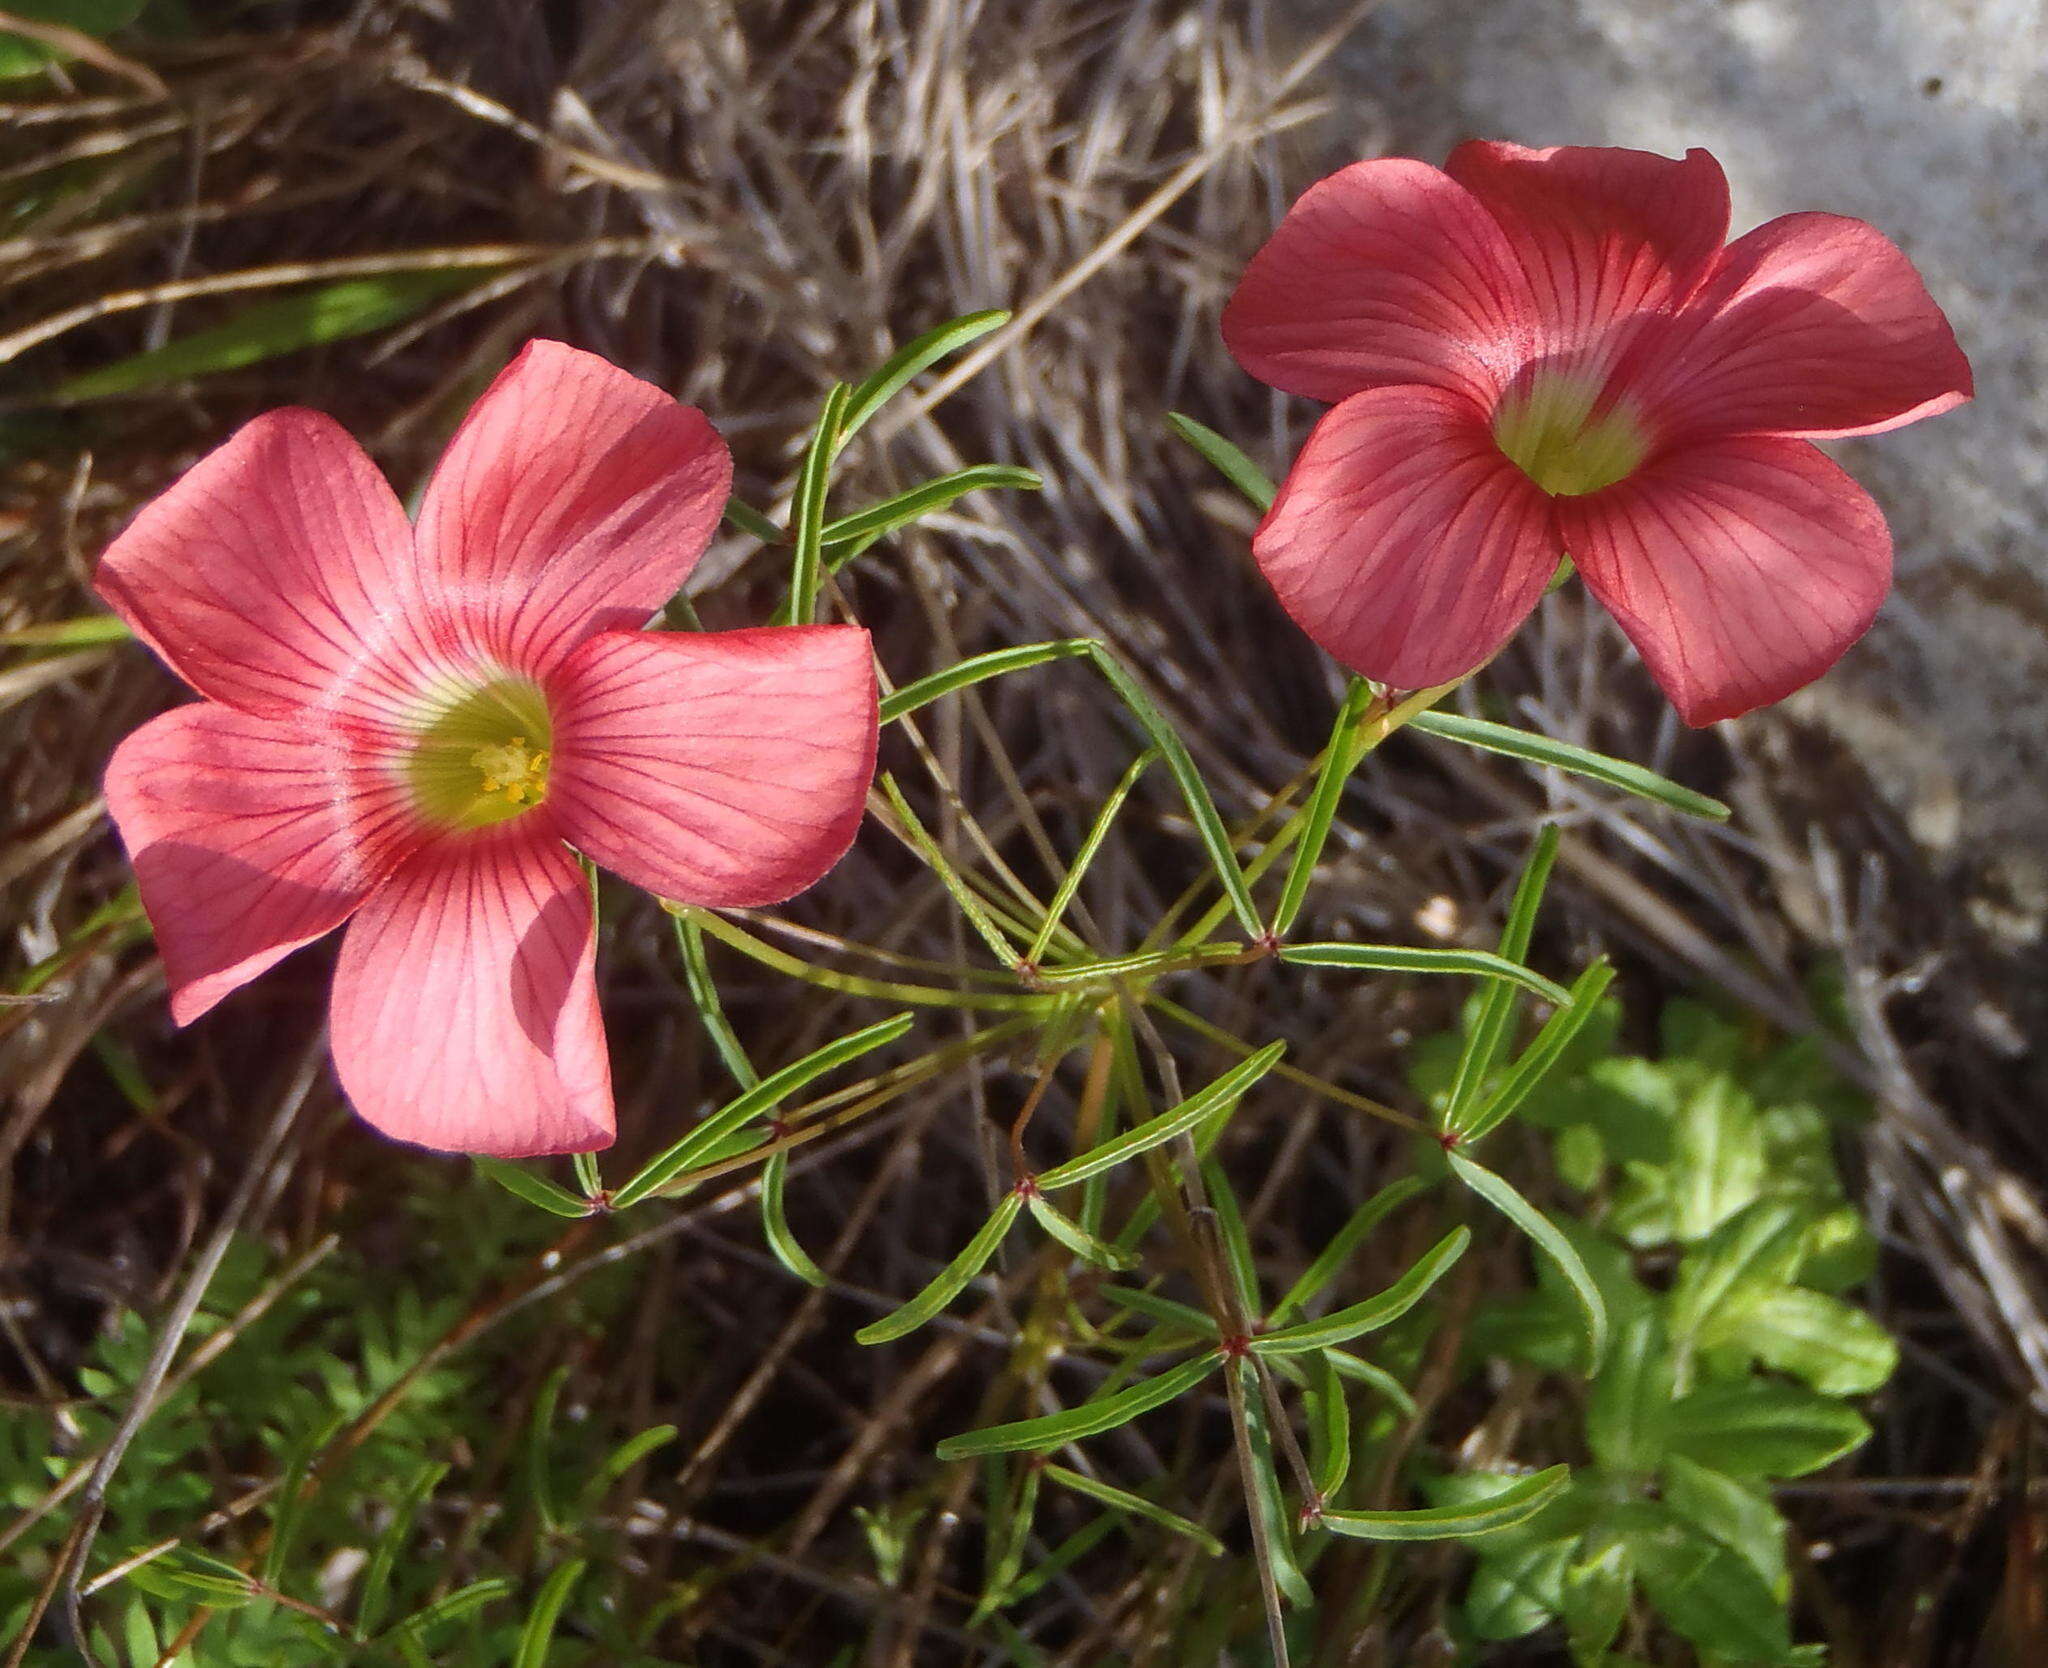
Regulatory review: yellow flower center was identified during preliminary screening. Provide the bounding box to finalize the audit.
[1493,371,1649,497]
[407,678,553,828]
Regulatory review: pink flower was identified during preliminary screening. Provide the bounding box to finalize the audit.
[1224,143,1971,723]
[98,342,878,1156]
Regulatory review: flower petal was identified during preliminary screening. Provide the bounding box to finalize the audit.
[1253,386,1561,690]
[1630,212,1973,441]
[547,626,877,907]
[1555,434,1891,725]
[413,340,733,676]
[1222,158,1531,405]
[95,410,440,725]
[1445,142,1730,355]
[329,830,613,1155]
[104,703,424,1025]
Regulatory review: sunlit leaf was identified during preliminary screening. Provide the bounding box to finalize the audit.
[1409,710,1730,820]
[1251,1228,1468,1357]
[1451,1153,1609,1365]
[1317,1465,1571,1542]
[935,1351,1221,1458]
[1280,941,1568,1005]
[857,1192,1023,1345]
[1035,1043,1283,1192]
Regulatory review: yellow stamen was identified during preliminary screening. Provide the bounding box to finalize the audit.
[406,679,554,829]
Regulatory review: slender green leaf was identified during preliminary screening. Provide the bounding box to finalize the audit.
[1451,1154,1608,1364]
[1201,1156,1263,1318]
[1410,710,1730,821]
[576,1425,678,1517]
[761,1148,829,1287]
[880,773,1021,965]
[821,465,1041,546]
[672,914,760,1089]
[1043,1464,1224,1554]
[0,614,132,649]
[839,310,1011,442]
[1166,412,1276,511]
[53,270,492,401]
[973,1455,1045,1622]
[1273,677,1373,937]
[1307,1353,1352,1500]
[1317,1465,1571,1541]
[1098,1285,1218,1337]
[723,497,783,545]
[1035,1043,1284,1191]
[1322,1349,1418,1418]
[377,1578,514,1644]
[1280,941,1568,1004]
[1081,640,1262,937]
[355,1463,446,1636]
[1233,1357,1314,1606]
[1269,1177,1427,1326]
[1028,748,1156,965]
[881,639,1093,724]
[1625,1504,1796,1663]
[611,1012,913,1207]
[1456,960,1618,1141]
[857,1192,1023,1345]
[513,1559,587,1668]
[1252,1227,1469,1356]
[1660,1453,1789,1594]
[1028,1193,1138,1270]
[1444,826,1561,1127]
[472,1157,591,1219]
[935,1351,1221,1458]
[782,383,852,625]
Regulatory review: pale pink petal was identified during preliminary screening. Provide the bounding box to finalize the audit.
[104,703,425,1025]
[1222,158,1532,406]
[329,830,612,1155]
[1555,435,1891,725]
[547,626,876,907]
[413,340,733,677]
[1628,212,1972,441]
[95,411,442,726]
[1445,142,1730,356]
[1253,386,1561,690]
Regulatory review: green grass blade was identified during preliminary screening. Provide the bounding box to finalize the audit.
[821,464,1041,546]
[1451,1153,1608,1365]
[935,1351,1221,1459]
[1043,1465,1224,1554]
[471,1157,591,1219]
[1273,677,1373,937]
[512,1559,586,1668]
[0,614,132,649]
[1251,1227,1469,1356]
[1279,941,1567,1004]
[1317,1465,1571,1541]
[856,1191,1024,1345]
[1410,710,1730,821]
[1035,1042,1284,1192]
[1455,959,1617,1142]
[610,1012,913,1208]
[1166,412,1277,511]
[881,639,1094,724]
[839,309,1012,442]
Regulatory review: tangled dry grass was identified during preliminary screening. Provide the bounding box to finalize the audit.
[2,1,2044,1661]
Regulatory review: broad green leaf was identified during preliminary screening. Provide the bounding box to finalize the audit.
[471,1156,591,1219]
[1666,1199,1807,1354]
[1455,959,1617,1141]
[1664,1381,1870,1478]
[1317,1465,1570,1541]
[513,1559,587,1668]
[1034,1042,1283,1191]
[839,310,1011,442]
[1585,1311,1672,1474]
[1465,1534,1575,1641]
[856,1191,1023,1345]
[1043,1464,1224,1554]
[1443,826,1560,1126]
[1451,1153,1608,1365]
[821,465,1041,547]
[1669,1075,1769,1244]
[53,270,493,401]
[611,1012,912,1207]
[1268,1176,1427,1326]
[1409,710,1731,821]
[1280,940,1568,1004]
[1251,1227,1469,1357]
[1723,1285,1897,1396]
[1166,412,1277,510]
[1560,1530,1633,1660]
[935,1351,1221,1458]
[1027,1193,1137,1270]
[1624,1504,1798,1663]
[761,1148,828,1287]
[881,639,1092,724]
[1661,1452,1789,1595]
